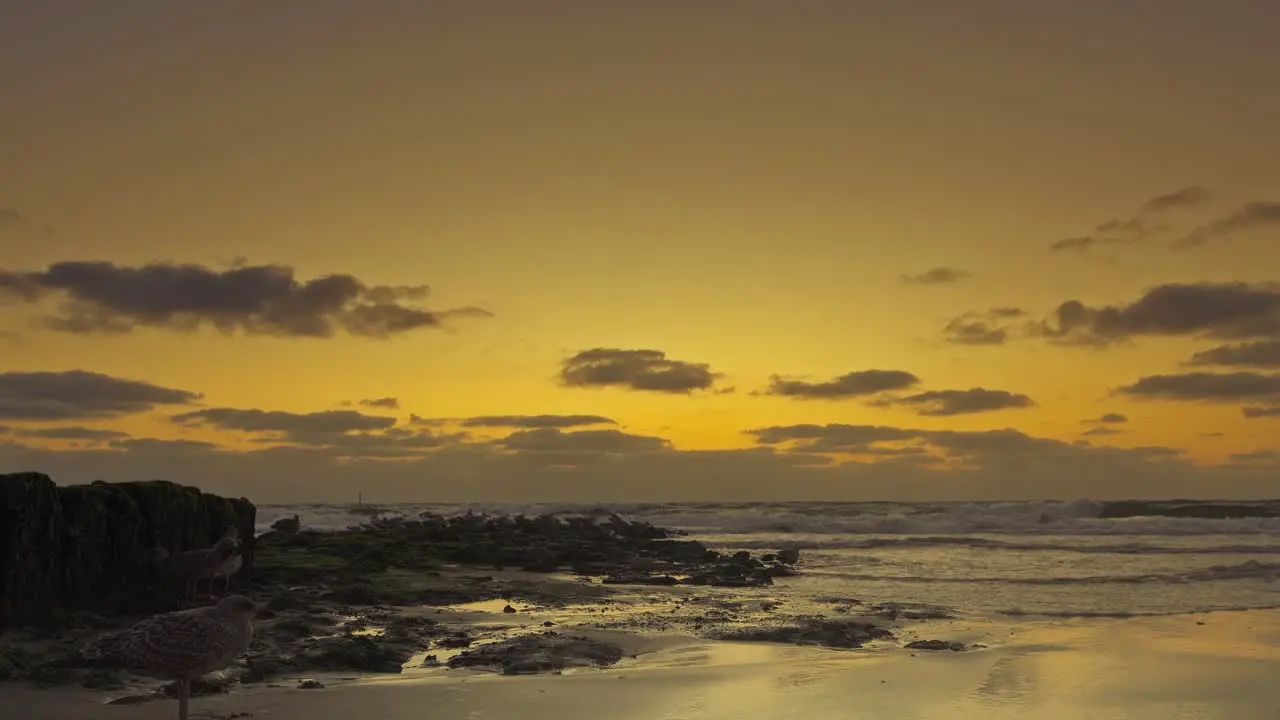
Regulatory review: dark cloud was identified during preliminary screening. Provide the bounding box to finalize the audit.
[1185,340,1280,368]
[170,406,458,457]
[1242,406,1280,419]
[763,370,919,399]
[1176,201,1280,249]
[1047,186,1208,253]
[900,267,970,285]
[6,426,131,441]
[1115,372,1280,402]
[108,438,223,454]
[460,415,617,429]
[1097,413,1128,424]
[358,397,400,410]
[495,428,669,454]
[0,370,201,420]
[1141,186,1212,213]
[1082,426,1125,437]
[942,308,1026,346]
[1228,450,1280,465]
[559,348,723,394]
[874,388,1035,416]
[4,418,1275,502]
[172,407,397,435]
[1049,236,1101,253]
[1031,283,1280,347]
[0,260,491,338]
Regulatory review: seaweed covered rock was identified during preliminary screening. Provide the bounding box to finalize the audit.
[445,633,625,675]
[297,635,411,673]
[0,472,256,628]
[708,617,894,649]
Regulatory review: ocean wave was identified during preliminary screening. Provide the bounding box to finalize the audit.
[998,603,1280,619]
[807,559,1280,586]
[700,535,1280,555]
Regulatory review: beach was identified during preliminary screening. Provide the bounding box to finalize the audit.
[10,608,1280,719]
[6,498,1280,719]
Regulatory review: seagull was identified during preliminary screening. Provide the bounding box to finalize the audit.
[155,528,241,600]
[82,595,259,720]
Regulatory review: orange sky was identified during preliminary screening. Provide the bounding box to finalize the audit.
[1,2,1278,502]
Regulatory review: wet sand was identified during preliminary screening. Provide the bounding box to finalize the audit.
[9,608,1280,720]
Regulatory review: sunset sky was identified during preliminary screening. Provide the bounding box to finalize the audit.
[2,1,1278,502]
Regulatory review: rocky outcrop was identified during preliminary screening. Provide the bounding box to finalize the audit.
[0,472,255,629]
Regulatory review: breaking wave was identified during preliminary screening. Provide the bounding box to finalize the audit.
[810,559,1280,585]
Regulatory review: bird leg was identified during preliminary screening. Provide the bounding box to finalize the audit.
[177,676,189,720]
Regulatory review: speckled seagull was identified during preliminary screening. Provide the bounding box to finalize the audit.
[81,595,259,720]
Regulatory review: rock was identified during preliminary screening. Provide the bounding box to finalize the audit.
[81,668,127,690]
[776,549,801,565]
[445,633,625,675]
[271,515,301,534]
[520,546,559,572]
[0,473,255,629]
[436,633,473,649]
[904,640,979,652]
[297,635,409,673]
[502,604,517,614]
[709,618,894,649]
[297,679,324,689]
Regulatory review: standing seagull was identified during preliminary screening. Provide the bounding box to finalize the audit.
[156,529,241,600]
[82,595,259,720]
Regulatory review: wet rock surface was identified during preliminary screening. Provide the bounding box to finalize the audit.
[445,633,625,674]
[905,639,984,652]
[706,617,895,649]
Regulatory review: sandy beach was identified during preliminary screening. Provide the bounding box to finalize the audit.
[10,608,1280,720]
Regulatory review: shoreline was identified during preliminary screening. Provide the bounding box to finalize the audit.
[9,608,1280,719]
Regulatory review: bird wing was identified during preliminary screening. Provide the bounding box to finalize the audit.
[107,609,244,674]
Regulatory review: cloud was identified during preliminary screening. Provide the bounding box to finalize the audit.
[559,348,723,394]
[1228,450,1280,465]
[1031,283,1280,347]
[0,209,23,229]
[1177,201,1280,249]
[495,428,669,454]
[459,414,617,429]
[1115,372,1280,402]
[1141,186,1212,213]
[169,406,460,457]
[942,308,1026,346]
[172,407,398,435]
[873,388,1035,416]
[4,425,131,441]
[1083,413,1128,424]
[1082,426,1125,437]
[0,260,491,338]
[0,370,201,420]
[1047,186,1207,253]
[358,397,400,410]
[900,267,970,285]
[1242,406,1280,419]
[8,415,1276,503]
[763,370,919,399]
[1185,340,1280,368]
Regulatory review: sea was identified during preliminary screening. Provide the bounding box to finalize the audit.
[255,499,1280,621]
